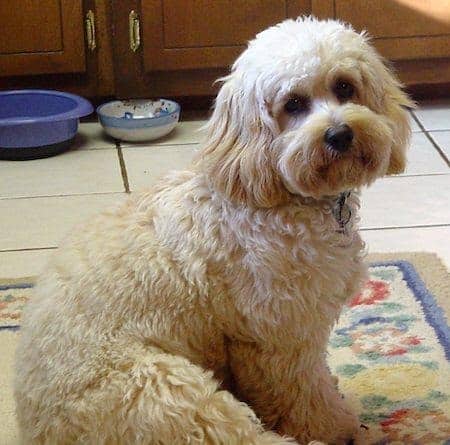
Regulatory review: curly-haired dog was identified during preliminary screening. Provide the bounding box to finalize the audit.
[15,17,412,445]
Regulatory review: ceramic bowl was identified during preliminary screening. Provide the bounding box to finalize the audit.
[97,99,180,142]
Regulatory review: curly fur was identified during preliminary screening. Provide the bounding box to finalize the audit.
[15,17,412,445]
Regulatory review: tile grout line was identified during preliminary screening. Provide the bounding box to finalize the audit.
[410,112,450,168]
[0,191,126,201]
[361,223,450,231]
[1,171,448,201]
[419,128,450,133]
[2,224,449,254]
[389,173,450,178]
[0,247,57,253]
[121,142,200,149]
[116,140,130,193]
[426,132,450,167]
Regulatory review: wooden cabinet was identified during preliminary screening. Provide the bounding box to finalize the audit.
[335,0,450,60]
[113,0,310,98]
[0,1,449,100]
[0,0,85,76]
[313,0,450,92]
[114,0,450,99]
[141,0,297,71]
[0,0,114,97]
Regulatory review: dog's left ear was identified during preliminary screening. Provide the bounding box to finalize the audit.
[383,73,416,175]
[196,74,288,208]
[360,53,415,175]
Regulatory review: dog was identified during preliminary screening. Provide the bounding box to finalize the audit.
[15,16,412,445]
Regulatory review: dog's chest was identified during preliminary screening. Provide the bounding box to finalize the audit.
[243,225,362,296]
[216,203,366,339]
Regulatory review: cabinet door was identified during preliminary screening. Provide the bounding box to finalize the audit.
[313,0,450,60]
[113,0,310,97]
[0,0,85,76]
[142,0,289,71]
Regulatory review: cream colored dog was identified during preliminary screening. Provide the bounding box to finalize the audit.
[15,17,412,445]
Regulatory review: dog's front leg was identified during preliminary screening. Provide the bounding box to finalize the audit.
[277,358,366,445]
[228,343,362,445]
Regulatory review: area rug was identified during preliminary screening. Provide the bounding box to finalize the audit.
[1,253,449,444]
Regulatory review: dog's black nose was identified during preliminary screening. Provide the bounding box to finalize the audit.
[324,124,353,153]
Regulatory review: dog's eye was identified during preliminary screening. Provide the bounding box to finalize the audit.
[284,96,309,115]
[333,80,355,101]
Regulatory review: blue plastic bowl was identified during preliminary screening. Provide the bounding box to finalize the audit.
[0,90,93,160]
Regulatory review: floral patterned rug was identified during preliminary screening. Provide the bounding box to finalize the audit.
[328,261,450,444]
[1,260,449,444]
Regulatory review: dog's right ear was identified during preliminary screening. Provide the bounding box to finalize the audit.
[195,75,288,208]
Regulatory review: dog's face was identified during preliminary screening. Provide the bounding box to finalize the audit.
[199,17,414,207]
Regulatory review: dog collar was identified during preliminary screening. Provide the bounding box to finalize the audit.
[332,190,352,233]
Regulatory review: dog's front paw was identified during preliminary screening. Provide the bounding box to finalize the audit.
[349,424,370,445]
[327,411,366,445]
[337,423,370,445]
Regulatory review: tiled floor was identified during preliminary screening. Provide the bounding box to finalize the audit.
[0,103,449,277]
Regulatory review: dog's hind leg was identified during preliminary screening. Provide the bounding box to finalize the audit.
[18,346,296,445]
[109,349,297,444]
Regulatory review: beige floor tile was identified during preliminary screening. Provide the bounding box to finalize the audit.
[120,121,207,147]
[122,145,198,192]
[0,332,17,395]
[402,132,449,175]
[73,122,116,150]
[428,131,450,161]
[0,409,19,445]
[0,149,124,199]
[412,101,450,131]
[0,249,53,278]
[0,193,126,251]
[360,175,450,229]
[362,226,450,269]
[0,330,20,445]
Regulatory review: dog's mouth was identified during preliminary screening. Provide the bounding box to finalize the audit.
[324,142,378,168]
[279,138,391,198]
[316,152,368,182]
[322,138,389,181]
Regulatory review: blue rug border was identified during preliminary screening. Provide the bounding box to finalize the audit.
[370,260,450,361]
[0,325,20,331]
[0,282,34,291]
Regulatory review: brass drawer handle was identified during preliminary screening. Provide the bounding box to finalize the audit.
[85,10,96,51]
[129,10,141,52]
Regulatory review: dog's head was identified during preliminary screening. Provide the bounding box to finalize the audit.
[197,17,414,207]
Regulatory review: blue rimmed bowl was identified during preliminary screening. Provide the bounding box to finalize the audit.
[97,99,180,142]
[0,89,93,160]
